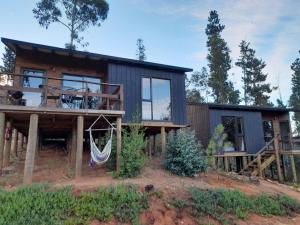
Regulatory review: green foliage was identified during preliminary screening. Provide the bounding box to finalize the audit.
[164,129,207,177]
[136,38,146,61]
[289,51,300,134]
[1,46,15,73]
[117,124,147,178]
[0,184,148,225]
[33,0,109,49]
[206,124,229,167]
[186,88,205,103]
[236,40,273,106]
[206,10,240,104]
[175,188,300,225]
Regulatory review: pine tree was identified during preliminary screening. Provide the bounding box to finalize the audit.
[289,51,300,134]
[136,38,146,61]
[206,10,240,104]
[1,47,15,73]
[236,40,272,106]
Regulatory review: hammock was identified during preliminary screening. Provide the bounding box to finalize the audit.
[86,115,115,166]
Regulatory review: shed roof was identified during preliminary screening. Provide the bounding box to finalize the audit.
[187,102,290,113]
[1,37,193,73]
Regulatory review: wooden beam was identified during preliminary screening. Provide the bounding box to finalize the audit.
[0,112,5,172]
[224,157,229,172]
[75,116,84,178]
[290,155,297,183]
[273,118,284,182]
[17,132,23,159]
[161,126,166,154]
[71,123,77,167]
[10,128,18,158]
[3,120,12,167]
[23,114,39,184]
[116,117,122,173]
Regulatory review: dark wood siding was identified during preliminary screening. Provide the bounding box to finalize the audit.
[209,109,265,154]
[108,63,187,125]
[186,104,211,147]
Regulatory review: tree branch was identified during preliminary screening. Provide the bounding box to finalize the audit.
[56,18,72,32]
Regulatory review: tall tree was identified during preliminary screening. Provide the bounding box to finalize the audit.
[136,38,146,61]
[205,10,240,104]
[33,0,109,50]
[289,51,300,134]
[1,47,15,73]
[236,40,272,106]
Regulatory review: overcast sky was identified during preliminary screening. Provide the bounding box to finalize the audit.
[0,0,299,104]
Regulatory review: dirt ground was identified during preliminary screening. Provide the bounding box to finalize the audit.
[1,148,300,225]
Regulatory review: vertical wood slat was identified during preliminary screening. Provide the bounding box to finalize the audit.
[116,117,122,173]
[75,116,84,178]
[0,112,5,172]
[23,114,39,184]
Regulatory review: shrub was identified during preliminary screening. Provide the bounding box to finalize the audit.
[117,124,147,178]
[164,129,207,177]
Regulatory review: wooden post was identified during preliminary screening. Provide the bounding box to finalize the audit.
[3,120,12,167]
[242,156,248,170]
[75,116,84,179]
[71,124,77,167]
[161,126,166,154]
[0,112,5,172]
[290,155,297,183]
[17,132,23,159]
[10,128,18,158]
[116,117,122,173]
[257,154,262,177]
[224,157,229,172]
[273,118,284,182]
[23,114,39,184]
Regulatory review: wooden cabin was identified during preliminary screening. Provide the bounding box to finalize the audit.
[0,38,192,183]
[187,103,299,182]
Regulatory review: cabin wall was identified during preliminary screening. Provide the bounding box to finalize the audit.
[209,109,265,154]
[108,63,187,125]
[186,104,210,147]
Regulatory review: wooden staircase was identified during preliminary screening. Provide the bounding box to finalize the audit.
[239,138,276,177]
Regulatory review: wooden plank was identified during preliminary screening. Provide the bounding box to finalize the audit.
[257,154,262,177]
[290,155,297,183]
[3,120,12,167]
[75,116,84,178]
[10,128,18,158]
[273,118,284,182]
[0,112,5,172]
[161,126,166,154]
[116,117,122,172]
[23,114,39,184]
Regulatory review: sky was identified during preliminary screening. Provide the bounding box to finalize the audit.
[0,0,299,104]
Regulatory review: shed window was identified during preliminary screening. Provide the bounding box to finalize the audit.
[22,69,45,88]
[142,78,171,121]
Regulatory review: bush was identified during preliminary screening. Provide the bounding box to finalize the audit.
[164,129,207,177]
[117,124,147,178]
[0,184,148,225]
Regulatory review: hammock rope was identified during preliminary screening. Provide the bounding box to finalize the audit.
[86,115,115,166]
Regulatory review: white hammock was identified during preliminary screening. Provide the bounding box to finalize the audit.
[87,115,115,165]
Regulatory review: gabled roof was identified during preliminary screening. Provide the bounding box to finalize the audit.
[1,37,193,73]
[187,102,290,113]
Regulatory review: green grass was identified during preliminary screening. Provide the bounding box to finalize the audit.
[174,188,300,225]
[0,184,148,225]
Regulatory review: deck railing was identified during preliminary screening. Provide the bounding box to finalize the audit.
[0,72,124,111]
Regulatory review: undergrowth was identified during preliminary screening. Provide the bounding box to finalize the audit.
[172,188,300,225]
[0,184,148,225]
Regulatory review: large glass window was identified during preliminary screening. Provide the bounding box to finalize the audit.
[222,116,246,151]
[62,74,102,109]
[22,69,45,88]
[142,77,171,121]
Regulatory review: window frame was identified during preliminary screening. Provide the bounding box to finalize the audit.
[141,77,172,121]
[21,68,46,88]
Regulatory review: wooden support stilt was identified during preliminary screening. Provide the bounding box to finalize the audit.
[290,155,297,183]
[17,132,23,159]
[3,120,12,167]
[116,117,122,173]
[273,117,284,182]
[161,126,166,154]
[224,157,229,172]
[75,116,84,179]
[242,156,248,170]
[10,129,18,158]
[257,154,262,177]
[23,136,27,150]
[23,114,39,184]
[0,112,5,172]
[71,123,77,167]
